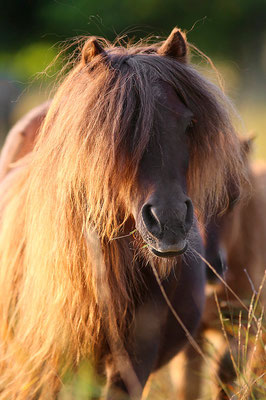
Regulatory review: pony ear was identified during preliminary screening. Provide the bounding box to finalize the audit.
[158,27,188,62]
[82,37,106,65]
[241,135,255,155]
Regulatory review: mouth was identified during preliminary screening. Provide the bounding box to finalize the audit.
[149,242,188,258]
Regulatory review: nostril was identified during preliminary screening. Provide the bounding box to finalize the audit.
[185,199,193,232]
[142,204,162,238]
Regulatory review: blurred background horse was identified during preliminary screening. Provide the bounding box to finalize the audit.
[170,138,266,399]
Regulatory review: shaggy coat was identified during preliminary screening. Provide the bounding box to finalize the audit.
[0,28,247,399]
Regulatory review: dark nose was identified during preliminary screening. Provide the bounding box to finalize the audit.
[141,198,193,241]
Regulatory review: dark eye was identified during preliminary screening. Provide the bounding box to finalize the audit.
[187,118,197,131]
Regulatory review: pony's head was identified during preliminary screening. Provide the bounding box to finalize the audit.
[31,28,246,262]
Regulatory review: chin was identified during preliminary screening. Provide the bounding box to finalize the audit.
[150,243,188,258]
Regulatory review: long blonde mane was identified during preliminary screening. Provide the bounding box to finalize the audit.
[0,37,247,398]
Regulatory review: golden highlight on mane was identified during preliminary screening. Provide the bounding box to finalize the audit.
[0,35,247,398]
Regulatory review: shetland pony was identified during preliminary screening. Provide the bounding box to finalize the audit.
[0,28,246,399]
[171,139,266,399]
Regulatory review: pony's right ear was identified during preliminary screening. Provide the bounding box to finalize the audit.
[158,27,188,62]
[241,135,255,155]
[82,38,106,65]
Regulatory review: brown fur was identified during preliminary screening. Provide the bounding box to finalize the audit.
[219,161,266,301]
[0,33,247,399]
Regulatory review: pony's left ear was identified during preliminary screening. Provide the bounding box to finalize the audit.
[158,27,188,62]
